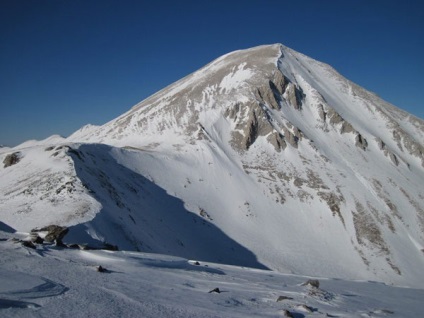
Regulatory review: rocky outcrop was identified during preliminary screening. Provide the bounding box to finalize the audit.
[392,127,424,167]
[267,132,286,152]
[317,191,345,224]
[3,152,21,168]
[282,127,299,148]
[376,138,400,166]
[317,103,327,122]
[256,83,280,110]
[355,134,368,151]
[228,101,274,151]
[284,83,303,110]
[255,70,288,110]
[301,279,320,288]
[31,225,69,245]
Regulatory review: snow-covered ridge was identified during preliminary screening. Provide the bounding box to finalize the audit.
[1,44,424,290]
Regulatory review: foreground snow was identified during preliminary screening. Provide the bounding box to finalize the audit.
[1,231,423,317]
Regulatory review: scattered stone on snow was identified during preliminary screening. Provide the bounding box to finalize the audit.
[276,295,294,302]
[208,287,221,293]
[301,279,320,288]
[96,265,107,273]
[281,309,294,317]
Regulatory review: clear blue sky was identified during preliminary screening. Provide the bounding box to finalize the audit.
[1,0,423,146]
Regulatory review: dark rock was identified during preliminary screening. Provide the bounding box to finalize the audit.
[208,287,221,293]
[3,152,21,168]
[302,279,320,288]
[355,134,368,150]
[96,265,107,272]
[31,235,44,244]
[282,309,294,317]
[35,225,69,244]
[22,241,36,249]
[194,261,201,266]
[389,152,399,166]
[54,239,67,247]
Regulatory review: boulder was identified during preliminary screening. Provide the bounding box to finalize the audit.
[32,225,69,245]
[301,279,320,288]
[3,152,21,168]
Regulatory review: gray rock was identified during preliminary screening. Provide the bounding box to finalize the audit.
[355,134,368,151]
[32,225,69,244]
[285,83,302,110]
[3,152,21,168]
[283,127,298,148]
[302,279,320,288]
[267,132,287,152]
[276,295,293,302]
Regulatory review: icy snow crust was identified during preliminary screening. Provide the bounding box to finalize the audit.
[1,44,424,295]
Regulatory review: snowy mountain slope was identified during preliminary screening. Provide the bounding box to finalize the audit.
[1,44,424,289]
[1,234,423,318]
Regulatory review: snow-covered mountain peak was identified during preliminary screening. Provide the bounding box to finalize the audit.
[2,44,424,288]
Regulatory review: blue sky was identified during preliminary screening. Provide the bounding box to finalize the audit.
[1,0,423,146]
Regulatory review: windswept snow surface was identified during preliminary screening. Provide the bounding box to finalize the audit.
[1,233,423,317]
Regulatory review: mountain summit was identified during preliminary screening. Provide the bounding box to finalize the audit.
[1,44,424,287]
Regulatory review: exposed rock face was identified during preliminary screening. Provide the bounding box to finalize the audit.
[267,132,286,152]
[32,225,69,244]
[283,127,298,148]
[355,134,368,151]
[377,138,400,166]
[256,83,280,110]
[284,83,303,110]
[229,101,275,151]
[3,152,21,168]
[392,127,424,167]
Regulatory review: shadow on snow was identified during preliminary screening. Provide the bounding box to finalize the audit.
[66,143,268,270]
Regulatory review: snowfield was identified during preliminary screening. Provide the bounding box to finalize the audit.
[1,232,423,317]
